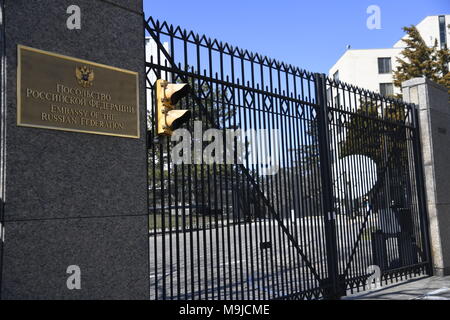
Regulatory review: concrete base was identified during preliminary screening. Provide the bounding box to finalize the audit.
[433,267,450,277]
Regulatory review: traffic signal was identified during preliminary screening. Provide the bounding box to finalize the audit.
[155,79,191,136]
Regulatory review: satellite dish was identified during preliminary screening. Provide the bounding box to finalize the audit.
[333,155,377,200]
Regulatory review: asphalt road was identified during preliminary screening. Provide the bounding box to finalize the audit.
[149,212,409,300]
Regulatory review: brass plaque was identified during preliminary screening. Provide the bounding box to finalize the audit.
[17,45,139,138]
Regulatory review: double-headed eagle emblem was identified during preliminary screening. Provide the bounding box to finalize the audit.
[75,65,94,88]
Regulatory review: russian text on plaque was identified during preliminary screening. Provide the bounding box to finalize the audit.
[17,45,140,138]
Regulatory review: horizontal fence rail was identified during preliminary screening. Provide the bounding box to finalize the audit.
[145,16,431,300]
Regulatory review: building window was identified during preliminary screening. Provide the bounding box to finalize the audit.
[378,57,392,74]
[380,83,394,96]
[333,70,339,81]
[439,15,447,49]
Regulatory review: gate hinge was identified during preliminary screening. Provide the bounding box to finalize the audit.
[0,222,4,242]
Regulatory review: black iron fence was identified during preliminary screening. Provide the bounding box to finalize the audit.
[145,16,431,300]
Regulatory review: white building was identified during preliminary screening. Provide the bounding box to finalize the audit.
[145,37,171,85]
[329,15,450,96]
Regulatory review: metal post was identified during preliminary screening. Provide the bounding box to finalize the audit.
[314,73,342,299]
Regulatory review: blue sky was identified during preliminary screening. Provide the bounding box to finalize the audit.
[143,0,449,74]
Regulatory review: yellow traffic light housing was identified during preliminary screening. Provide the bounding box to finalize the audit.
[155,79,191,136]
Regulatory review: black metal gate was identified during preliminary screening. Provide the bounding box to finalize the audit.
[145,17,431,300]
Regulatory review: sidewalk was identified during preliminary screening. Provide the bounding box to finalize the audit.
[344,276,450,300]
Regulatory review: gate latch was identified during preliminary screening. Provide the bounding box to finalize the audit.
[327,211,336,221]
[260,241,272,250]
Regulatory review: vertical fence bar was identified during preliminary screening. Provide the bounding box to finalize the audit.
[0,0,6,299]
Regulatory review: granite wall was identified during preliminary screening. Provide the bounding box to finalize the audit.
[403,77,450,276]
[0,0,149,299]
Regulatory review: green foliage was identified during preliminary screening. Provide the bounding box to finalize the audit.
[148,73,259,220]
[340,100,383,164]
[338,98,410,208]
[393,25,450,98]
[186,78,237,130]
[339,99,408,170]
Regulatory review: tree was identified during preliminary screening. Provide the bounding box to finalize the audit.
[339,98,410,212]
[339,98,407,165]
[287,118,323,217]
[393,25,450,98]
[148,71,264,224]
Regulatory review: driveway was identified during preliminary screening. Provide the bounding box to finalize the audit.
[344,276,450,300]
